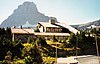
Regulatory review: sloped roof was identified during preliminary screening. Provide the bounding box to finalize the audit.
[11,28,34,34]
[55,22,78,34]
[38,22,59,28]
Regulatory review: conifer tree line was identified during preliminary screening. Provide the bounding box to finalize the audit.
[0,28,43,63]
[0,28,100,63]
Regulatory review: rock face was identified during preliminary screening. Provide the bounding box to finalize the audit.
[0,2,49,28]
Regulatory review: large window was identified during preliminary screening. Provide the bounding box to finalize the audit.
[46,27,63,32]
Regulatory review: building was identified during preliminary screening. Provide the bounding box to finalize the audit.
[11,19,78,42]
[11,28,36,42]
[38,19,77,34]
[37,19,78,40]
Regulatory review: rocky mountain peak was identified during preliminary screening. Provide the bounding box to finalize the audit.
[14,2,38,14]
[0,1,49,28]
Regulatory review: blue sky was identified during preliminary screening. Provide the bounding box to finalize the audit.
[0,0,100,25]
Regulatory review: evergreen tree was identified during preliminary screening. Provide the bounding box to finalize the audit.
[35,36,47,46]
[22,42,43,64]
[67,32,77,48]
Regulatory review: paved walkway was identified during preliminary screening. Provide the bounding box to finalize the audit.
[57,55,100,64]
[77,55,99,64]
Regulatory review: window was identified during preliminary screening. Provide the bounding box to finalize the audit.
[55,28,59,32]
[59,28,62,32]
[46,28,51,32]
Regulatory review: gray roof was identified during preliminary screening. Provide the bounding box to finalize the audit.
[11,28,34,34]
[39,22,59,28]
[55,22,78,34]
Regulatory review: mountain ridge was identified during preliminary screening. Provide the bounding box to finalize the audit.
[0,2,49,28]
[71,19,100,30]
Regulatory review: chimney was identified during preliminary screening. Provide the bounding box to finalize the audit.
[21,25,22,29]
[49,17,57,24]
